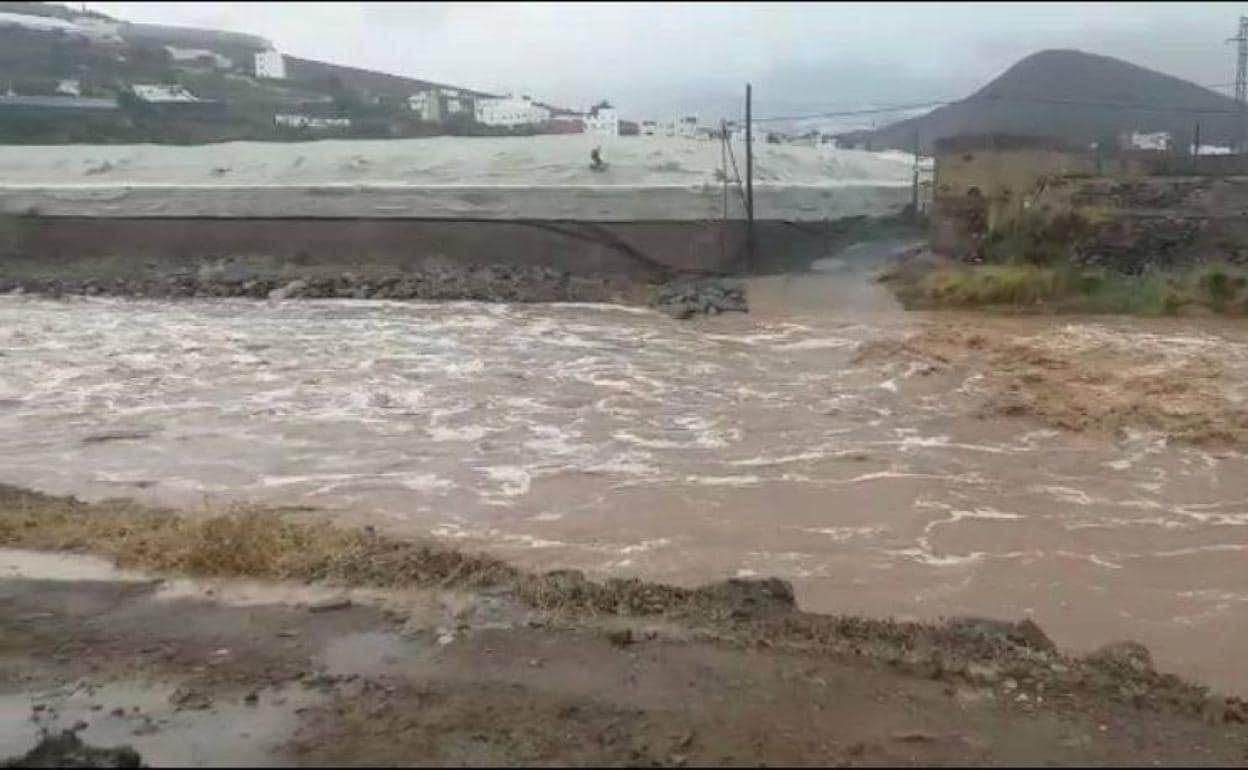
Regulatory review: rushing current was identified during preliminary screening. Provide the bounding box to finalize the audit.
[1,274,1245,694]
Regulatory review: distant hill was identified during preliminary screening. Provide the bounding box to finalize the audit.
[119,22,273,59]
[0,1,576,143]
[283,56,495,102]
[849,50,1243,153]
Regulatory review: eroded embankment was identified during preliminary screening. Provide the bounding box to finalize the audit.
[1,483,1244,729]
[855,323,1248,447]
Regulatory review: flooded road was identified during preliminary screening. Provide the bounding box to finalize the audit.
[1,278,1246,693]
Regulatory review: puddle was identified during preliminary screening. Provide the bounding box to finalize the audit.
[322,631,417,677]
[0,548,151,583]
[0,680,323,767]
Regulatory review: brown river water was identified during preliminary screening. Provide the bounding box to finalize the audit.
[1,271,1245,693]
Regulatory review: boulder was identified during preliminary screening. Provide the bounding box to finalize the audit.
[697,577,796,620]
[1086,640,1154,674]
[655,278,748,319]
[944,616,1056,653]
[268,279,308,301]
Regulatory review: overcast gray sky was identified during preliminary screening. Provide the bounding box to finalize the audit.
[84,2,1246,122]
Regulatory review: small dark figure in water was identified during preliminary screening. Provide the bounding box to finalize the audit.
[590,146,606,171]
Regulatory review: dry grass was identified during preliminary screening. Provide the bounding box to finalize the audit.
[0,485,724,618]
[0,485,518,589]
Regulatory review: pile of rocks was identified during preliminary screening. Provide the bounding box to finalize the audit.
[0,263,638,305]
[653,278,748,319]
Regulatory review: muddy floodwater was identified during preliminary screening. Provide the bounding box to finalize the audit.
[1,274,1246,694]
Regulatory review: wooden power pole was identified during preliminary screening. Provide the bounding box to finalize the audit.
[745,83,754,265]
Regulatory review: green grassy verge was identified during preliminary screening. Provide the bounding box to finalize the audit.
[882,262,1248,316]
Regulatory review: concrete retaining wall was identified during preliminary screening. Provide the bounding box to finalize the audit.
[0,216,755,283]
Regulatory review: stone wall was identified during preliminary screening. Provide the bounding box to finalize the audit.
[929,137,1248,270]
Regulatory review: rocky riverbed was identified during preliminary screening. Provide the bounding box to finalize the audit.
[0,263,641,305]
[0,261,749,318]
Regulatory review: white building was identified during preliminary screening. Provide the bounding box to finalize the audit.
[658,116,697,139]
[131,84,200,103]
[1124,131,1170,152]
[55,79,80,97]
[445,91,467,115]
[167,46,233,70]
[409,90,440,122]
[254,49,286,80]
[474,94,550,128]
[275,114,351,130]
[409,88,469,123]
[582,101,618,137]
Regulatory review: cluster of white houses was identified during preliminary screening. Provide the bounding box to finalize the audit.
[406,87,622,137]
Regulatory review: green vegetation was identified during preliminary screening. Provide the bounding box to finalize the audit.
[884,261,1248,316]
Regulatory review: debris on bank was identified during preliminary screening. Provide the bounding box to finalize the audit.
[0,263,639,305]
[3,731,143,769]
[654,278,748,319]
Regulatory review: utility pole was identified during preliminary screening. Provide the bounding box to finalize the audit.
[743,84,753,258]
[1227,16,1248,150]
[719,119,729,265]
[719,120,729,221]
[911,129,921,222]
[745,83,754,266]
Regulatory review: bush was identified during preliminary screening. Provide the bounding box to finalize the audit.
[921,264,1062,306]
[896,260,1248,317]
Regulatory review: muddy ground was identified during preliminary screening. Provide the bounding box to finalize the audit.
[1,491,1246,767]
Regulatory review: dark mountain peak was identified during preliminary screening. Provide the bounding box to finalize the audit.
[971,49,1231,106]
[857,50,1239,152]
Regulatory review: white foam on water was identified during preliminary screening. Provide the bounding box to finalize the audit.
[843,470,985,485]
[428,423,490,442]
[523,423,585,457]
[1052,551,1125,570]
[1142,543,1248,558]
[774,338,856,352]
[615,538,672,555]
[884,548,996,567]
[730,450,828,467]
[802,526,886,542]
[1032,485,1095,505]
[683,474,763,487]
[398,473,456,493]
[583,451,659,477]
[483,466,532,497]
[948,507,1024,522]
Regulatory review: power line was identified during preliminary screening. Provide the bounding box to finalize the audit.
[747,81,1248,126]
[751,100,951,124]
[978,93,1248,115]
